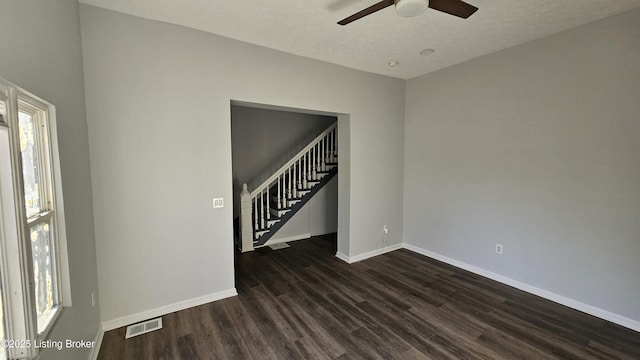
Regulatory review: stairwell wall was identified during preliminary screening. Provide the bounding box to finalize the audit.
[80,5,405,325]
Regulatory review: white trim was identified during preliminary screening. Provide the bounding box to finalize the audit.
[88,324,104,360]
[335,251,350,263]
[335,243,403,264]
[263,233,311,247]
[402,243,640,333]
[101,288,237,331]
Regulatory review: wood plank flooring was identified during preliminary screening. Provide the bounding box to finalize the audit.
[98,234,640,359]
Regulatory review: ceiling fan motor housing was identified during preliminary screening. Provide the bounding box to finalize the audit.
[395,0,429,17]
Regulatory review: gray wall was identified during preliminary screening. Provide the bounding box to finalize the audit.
[0,0,100,359]
[80,5,405,324]
[404,8,640,323]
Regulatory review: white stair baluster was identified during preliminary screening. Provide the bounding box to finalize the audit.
[303,155,307,188]
[318,139,322,171]
[328,132,332,162]
[266,187,270,222]
[287,167,292,206]
[307,151,311,185]
[294,160,299,198]
[321,138,326,171]
[331,129,335,163]
[335,128,338,158]
[277,176,281,210]
[323,136,327,165]
[328,130,332,163]
[260,192,265,229]
[296,158,302,197]
[318,141,322,170]
[329,129,336,163]
[280,172,283,209]
[254,196,258,230]
[312,145,317,181]
[316,142,319,171]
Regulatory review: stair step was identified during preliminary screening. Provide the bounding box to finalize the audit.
[270,208,290,217]
[269,198,301,208]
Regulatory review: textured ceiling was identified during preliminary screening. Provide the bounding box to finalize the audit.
[78,0,640,79]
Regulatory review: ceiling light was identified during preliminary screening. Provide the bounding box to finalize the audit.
[395,0,429,18]
[420,48,435,56]
[388,60,399,67]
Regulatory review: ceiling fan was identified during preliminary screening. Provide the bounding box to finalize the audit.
[338,0,478,25]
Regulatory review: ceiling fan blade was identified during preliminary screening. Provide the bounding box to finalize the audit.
[428,0,478,19]
[338,0,395,25]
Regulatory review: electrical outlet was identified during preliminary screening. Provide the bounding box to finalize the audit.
[496,244,504,254]
[383,225,389,234]
[213,198,224,208]
[91,292,96,308]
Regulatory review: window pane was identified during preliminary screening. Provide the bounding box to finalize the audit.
[30,221,57,332]
[18,112,43,218]
[0,90,6,126]
[0,278,6,360]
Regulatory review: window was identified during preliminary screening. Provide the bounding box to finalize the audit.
[1,262,6,360]
[0,79,69,359]
[17,98,61,333]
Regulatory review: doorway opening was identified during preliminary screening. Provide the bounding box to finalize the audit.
[229,101,350,260]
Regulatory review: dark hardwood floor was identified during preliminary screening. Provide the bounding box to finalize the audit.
[98,234,640,359]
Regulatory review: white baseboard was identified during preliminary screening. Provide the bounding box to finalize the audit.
[264,233,311,247]
[88,324,104,360]
[335,251,350,263]
[403,243,640,333]
[335,242,403,264]
[101,288,237,331]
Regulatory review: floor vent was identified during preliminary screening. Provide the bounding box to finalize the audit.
[269,242,290,250]
[125,317,163,339]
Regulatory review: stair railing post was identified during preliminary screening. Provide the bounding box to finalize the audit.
[240,183,254,252]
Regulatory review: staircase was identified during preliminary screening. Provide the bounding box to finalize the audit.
[239,123,338,251]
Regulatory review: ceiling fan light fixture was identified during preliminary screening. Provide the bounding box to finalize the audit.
[395,0,429,17]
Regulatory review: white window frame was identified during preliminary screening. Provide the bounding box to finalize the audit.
[0,79,71,359]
